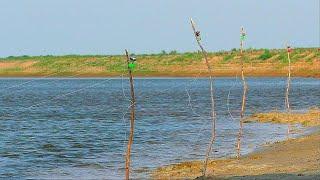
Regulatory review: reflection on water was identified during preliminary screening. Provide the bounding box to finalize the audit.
[0,78,319,179]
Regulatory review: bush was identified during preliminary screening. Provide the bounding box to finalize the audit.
[259,49,272,60]
[160,50,167,55]
[7,55,29,59]
[169,50,178,55]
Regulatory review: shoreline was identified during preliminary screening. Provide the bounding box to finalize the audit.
[153,127,320,179]
[0,74,318,79]
[152,121,320,179]
[0,47,319,78]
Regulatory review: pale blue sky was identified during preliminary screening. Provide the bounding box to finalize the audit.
[0,0,319,57]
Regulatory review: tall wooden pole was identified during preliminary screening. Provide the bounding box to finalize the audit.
[124,49,136,180]
[190,18,216,177]
[236,27,248,159]
[285,45,292,137]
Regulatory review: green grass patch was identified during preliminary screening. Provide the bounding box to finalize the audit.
[0,67,23,73]
[277,52,287,63]
[222,54,234,63]
[259,49,272,60]
[168,52,202,65]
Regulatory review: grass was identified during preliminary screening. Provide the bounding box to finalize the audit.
[0,67,22,73]
[258,49,272,60]
[0,48,318,77]
[277,52,287,63]
[222,54,234,62]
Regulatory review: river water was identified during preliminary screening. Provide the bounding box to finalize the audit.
[0,77,319,179]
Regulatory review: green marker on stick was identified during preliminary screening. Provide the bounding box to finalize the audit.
[128,56,137,70]
[128,62,136,70]
[240,35,246,41]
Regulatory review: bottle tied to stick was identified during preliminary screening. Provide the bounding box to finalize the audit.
[128,56,137,70]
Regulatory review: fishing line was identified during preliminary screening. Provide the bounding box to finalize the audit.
[26,77,117,110]
[119,53,219,174]
[185,67,206,116]
[120,54,132,103]
[0,60,107,93]
[125,58,208,159]
[0,77,119,119]
[0,76,124,177]
[185,70,212,137]
[0,71,106,100]
[178,66,215,163]
[0,70,103,120]
[185,86,206,119]
[2,71,65,91]
[120,103,136,156]
[227,74,240,122]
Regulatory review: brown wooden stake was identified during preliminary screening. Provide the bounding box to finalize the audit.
[190,18,216,177]
[236,27,248,159]
[124,49,136,180]
[285,44,291,138]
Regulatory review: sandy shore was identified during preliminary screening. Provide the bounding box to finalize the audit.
[153,113,320,179]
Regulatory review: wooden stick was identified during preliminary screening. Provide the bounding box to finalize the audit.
[285,44,291,137]
[236,27,248,159]
[124,49,136,180]
[190,18,216,177]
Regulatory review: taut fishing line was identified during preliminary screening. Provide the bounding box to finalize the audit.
[1,76,122,178]
[3,72,64,91]
[184,69,213,139]
[0,76,119,119]
[1,60,107,94]
[227,74,240,122]
[23,77,117,110]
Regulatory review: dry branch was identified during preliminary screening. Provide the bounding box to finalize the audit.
[124,49,136,180]
[190,18,216,177]
[236,27,248,159]
[285,45,292,137]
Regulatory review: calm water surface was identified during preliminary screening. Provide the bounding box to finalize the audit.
[0,78,319,179]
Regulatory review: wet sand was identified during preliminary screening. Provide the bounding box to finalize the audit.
[153,113,320,179]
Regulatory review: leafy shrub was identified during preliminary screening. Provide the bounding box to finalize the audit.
[6,55,30,60]
[259,49,272,60]
[169,50,178,55]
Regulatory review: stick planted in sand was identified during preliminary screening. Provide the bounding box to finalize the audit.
[236,27,248,159]
[124,49,136,180]
[190,18,216,177]
[285,44,292,137]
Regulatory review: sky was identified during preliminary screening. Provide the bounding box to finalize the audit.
[0,0,319,57]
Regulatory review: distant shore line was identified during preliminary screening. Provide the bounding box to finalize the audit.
[0,48,318,78]
[0,73,318,78]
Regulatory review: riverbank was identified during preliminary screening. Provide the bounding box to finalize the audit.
[152,110,320,179]
[244,108,320,127]
[0,48,319,78]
